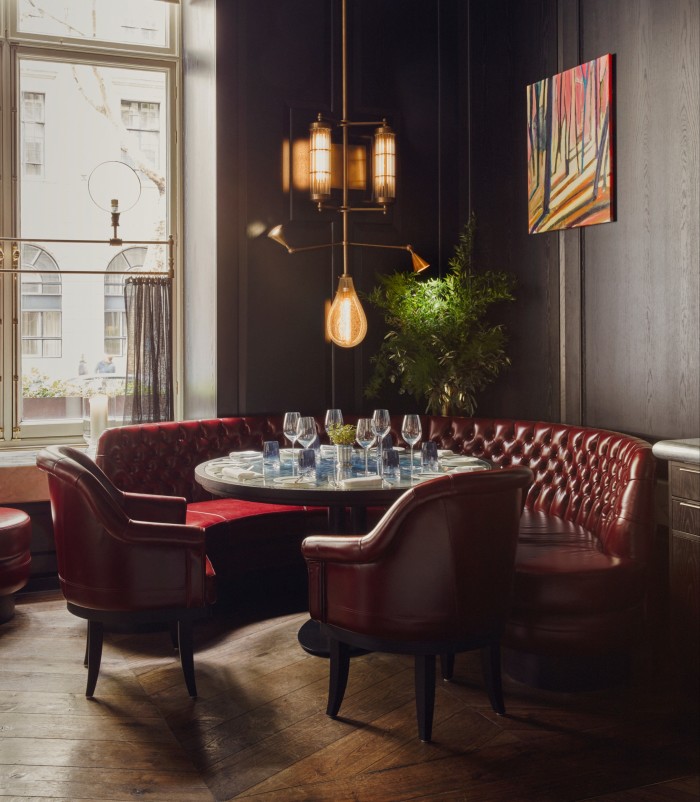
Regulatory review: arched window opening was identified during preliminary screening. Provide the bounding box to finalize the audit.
[21,244,61,357]
[104,247,147,356]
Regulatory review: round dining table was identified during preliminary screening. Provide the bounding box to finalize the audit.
[194,448,421,533]
[194,447,491,655]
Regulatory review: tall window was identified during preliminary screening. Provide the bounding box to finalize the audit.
[21,91,45,177]
[0,0,178,444]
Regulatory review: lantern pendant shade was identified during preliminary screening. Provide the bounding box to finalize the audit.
[372,123,396,204]
[326,275,368,348]
[309,119,333,202]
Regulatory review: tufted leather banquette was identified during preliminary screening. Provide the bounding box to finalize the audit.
[412,417,656,689]
[97,415,655,689]
[96,417,329,588]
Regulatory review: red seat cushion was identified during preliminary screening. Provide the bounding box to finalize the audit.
[514,510,645,614]
[187,498,328,577]
[186,498,315,528]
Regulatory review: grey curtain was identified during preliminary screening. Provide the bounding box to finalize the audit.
[123,276,173,423]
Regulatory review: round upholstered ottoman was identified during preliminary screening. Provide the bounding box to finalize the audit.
[0,507,32,623]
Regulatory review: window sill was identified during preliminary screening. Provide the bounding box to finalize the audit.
[0,444,91,504]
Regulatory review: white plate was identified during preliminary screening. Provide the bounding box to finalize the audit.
[229,450,261,460]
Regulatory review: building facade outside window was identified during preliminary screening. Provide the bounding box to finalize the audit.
[104,247,147,357]
[0,0,179,447]
[20,245,61,358]
[21,91,45,177]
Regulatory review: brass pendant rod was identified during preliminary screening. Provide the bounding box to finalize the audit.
[280,240,413,255]
[341,0,349,278]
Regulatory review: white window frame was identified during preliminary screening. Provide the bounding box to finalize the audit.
[0,0,181,448]
[6,1,180,58]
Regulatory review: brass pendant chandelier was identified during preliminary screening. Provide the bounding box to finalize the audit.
[268,0,429,348]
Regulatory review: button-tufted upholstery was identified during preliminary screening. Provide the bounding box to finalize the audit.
[395,416,656,689]
[96,416,329,585]
[97,414,655,689]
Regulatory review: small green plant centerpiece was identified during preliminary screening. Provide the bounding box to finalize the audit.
[366,215,515,416]
[327,423,357,445]
[327,423,357,466]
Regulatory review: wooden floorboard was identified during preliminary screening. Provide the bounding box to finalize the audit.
[1,590,697,802]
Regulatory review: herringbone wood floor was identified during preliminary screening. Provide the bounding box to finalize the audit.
[1,583,698,802]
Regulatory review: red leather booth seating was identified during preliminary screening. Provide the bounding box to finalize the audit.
[405,417,656,690]
[96,416,328,591]
[98,414,656,690]
[0,507,32,623]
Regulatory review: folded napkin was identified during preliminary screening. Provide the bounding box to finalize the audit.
[340,476,384,490]
[438,449,455,458]
[221,466,262,481]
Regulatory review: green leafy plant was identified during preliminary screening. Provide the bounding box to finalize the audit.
[22,367,126,399]
[327,423,357,445]
[366,215,515,416]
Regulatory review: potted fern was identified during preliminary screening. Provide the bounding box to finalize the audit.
[366,216,515,416]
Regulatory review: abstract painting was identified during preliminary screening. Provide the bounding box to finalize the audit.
[527,54,613,234]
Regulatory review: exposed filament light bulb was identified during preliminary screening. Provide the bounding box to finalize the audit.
[326,275,367,348]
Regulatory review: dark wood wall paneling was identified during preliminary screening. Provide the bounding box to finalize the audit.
[467,0,699,440]
[467,0,561,422]
[580,0,699,440]
[185,1,698,439]
[210,0,462,417]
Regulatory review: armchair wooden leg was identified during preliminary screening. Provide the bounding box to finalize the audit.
[482,641,505,715]
[327,638,350,717]
[178,620,197,698]
[415,654,436,742]
[85,621,103,698]
[83,622,89,667]
[440,653,455,680]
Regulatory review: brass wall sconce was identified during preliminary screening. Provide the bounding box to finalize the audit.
[268,0,429,349]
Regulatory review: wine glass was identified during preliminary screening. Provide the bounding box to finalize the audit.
[401,414,422,480]
[324,408,343,471]
[296,416,317,450]
[371,409,391,476]
[324,408,343,437]
[356,418,375,475]
[283,411,300,474]
[296,417,318,479]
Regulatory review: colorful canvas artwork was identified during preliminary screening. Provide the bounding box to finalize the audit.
[527,54,614,234]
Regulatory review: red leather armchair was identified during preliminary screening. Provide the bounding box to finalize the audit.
[36,445,216,698]
[302,466,533,741]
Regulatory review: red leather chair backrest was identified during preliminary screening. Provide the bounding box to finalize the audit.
[37,445,208,612]
[306,466,533,642]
